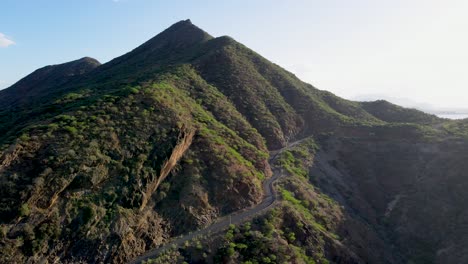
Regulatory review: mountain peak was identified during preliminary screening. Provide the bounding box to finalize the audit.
[102,19,213,71]
[172,19,193,26]
[149,19,213,47]
[123,19,212,56]
[76,56,101,66]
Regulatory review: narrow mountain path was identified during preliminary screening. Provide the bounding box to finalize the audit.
[128,141,300,264]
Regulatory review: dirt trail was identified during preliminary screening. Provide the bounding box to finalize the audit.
[128,141,301,264]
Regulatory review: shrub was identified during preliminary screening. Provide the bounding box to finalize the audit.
[64,126,78,134]
[19,134,30,141]
[81,205,95,224]
[19,204,30,217]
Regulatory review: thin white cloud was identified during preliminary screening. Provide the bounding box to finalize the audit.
[0,33,15,48]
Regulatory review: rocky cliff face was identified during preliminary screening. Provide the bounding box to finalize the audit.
[0,20,467,264]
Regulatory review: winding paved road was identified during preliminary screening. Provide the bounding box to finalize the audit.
[128,142,299,264]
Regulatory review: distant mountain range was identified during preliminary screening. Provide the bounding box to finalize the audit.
[354,94,468,116]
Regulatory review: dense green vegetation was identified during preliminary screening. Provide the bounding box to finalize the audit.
[275,138,319,178]
[441,118,468,138]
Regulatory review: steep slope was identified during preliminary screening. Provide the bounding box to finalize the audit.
[0,21,273,262]
[193,36,382,148]
[0,20,467,264]
[310,133,468,263]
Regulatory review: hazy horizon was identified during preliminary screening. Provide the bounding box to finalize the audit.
[1,0,467,110]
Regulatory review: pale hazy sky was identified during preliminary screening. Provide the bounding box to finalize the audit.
[1,0,467,109]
